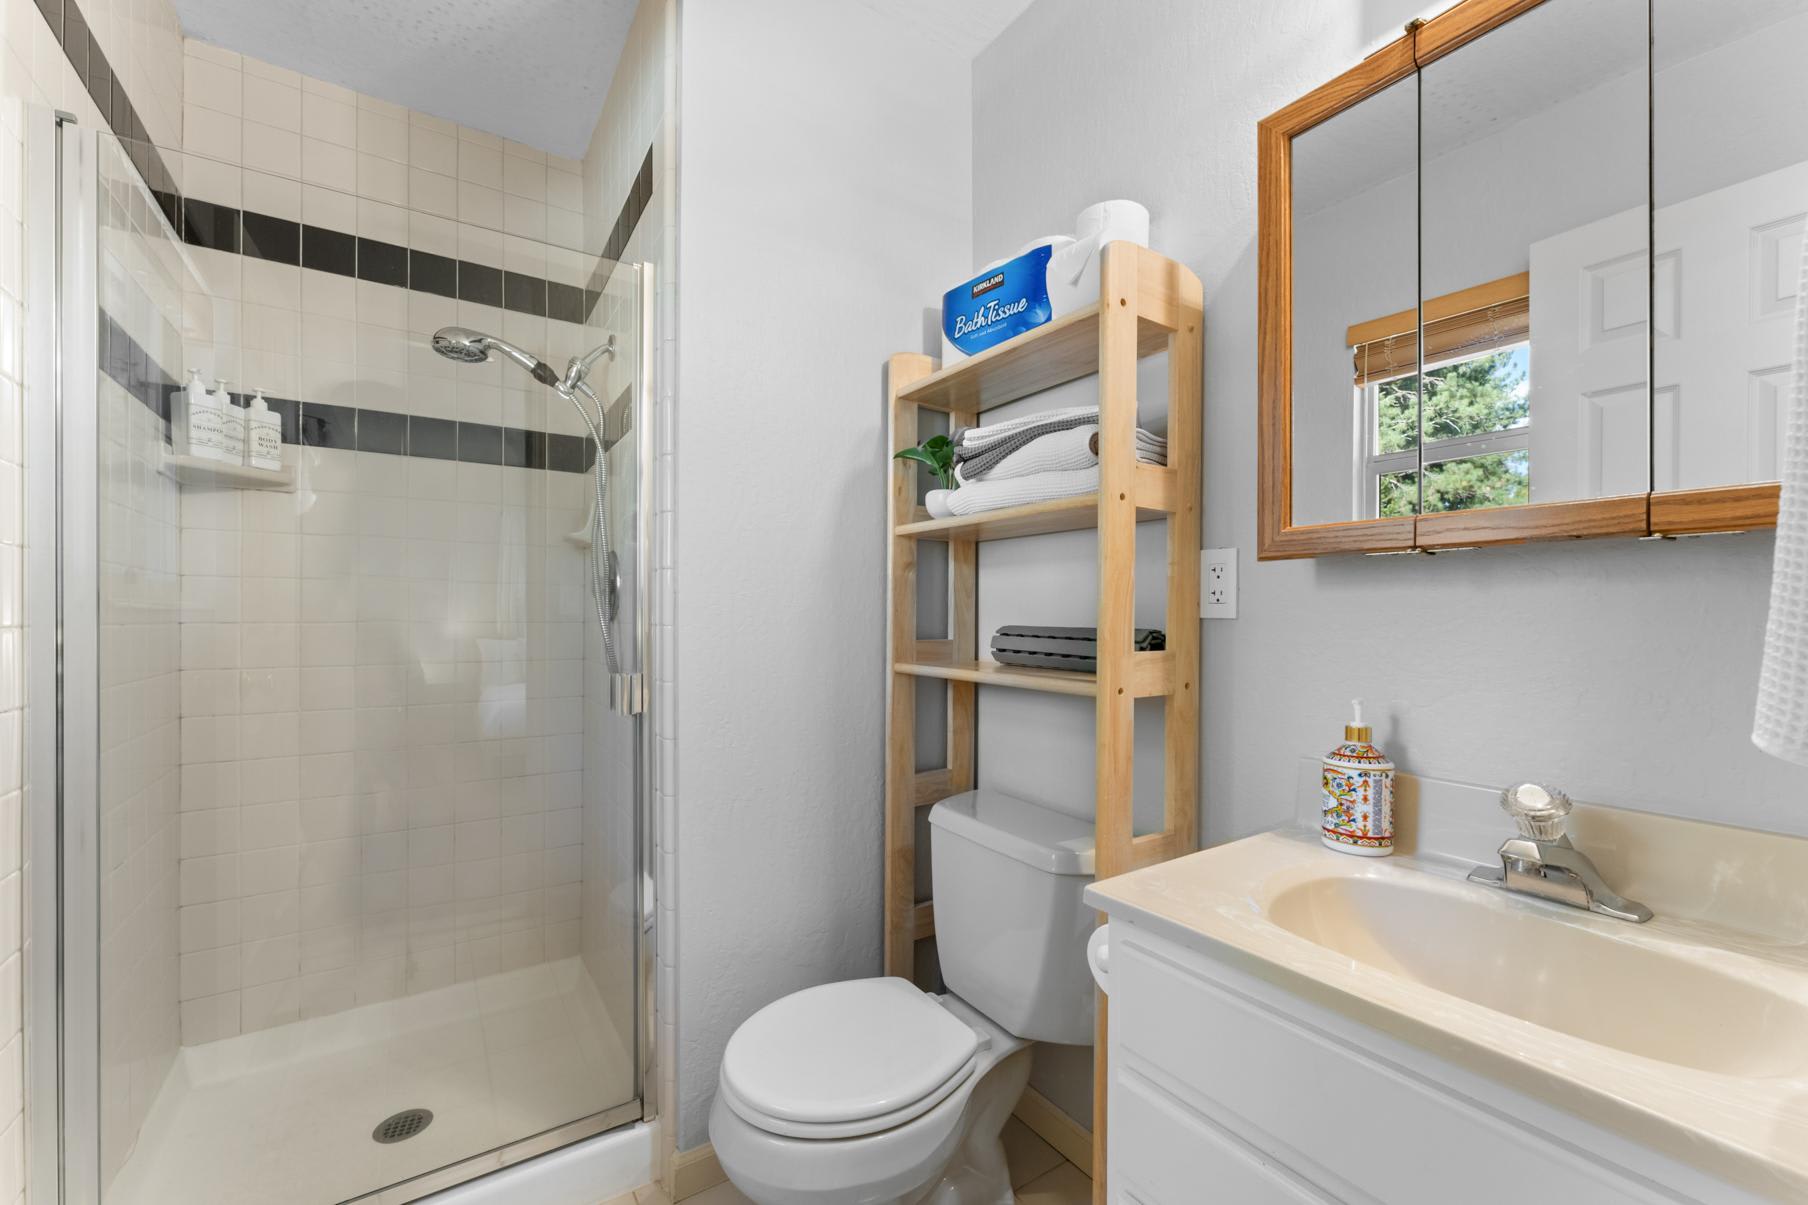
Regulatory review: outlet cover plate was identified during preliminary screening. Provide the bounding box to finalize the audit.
[1203,547,1237,619]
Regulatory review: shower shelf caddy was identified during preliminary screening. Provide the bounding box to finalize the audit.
[884,241,1202,1197]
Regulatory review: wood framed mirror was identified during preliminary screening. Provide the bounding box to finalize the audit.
[1258,0,1789,560]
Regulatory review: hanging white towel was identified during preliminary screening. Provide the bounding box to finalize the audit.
[1753,212,1808,766]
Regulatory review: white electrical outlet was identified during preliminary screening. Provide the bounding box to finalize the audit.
[1202,547,1237,619]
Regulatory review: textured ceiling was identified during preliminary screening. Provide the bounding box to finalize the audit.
[172,0,640,158]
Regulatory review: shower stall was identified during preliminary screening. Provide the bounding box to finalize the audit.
[23,106,657,1203]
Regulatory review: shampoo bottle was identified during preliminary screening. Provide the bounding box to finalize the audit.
[1321,699,1394,856]
[246,390,282,471]
[184,369,225,461]
[215,380,245,465]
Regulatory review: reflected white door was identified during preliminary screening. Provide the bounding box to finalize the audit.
[1652,159,1808,489]
[1528,206,1651,503]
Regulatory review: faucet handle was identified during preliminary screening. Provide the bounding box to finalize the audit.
[1500,783,1571,842]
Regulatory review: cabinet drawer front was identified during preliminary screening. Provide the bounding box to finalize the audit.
[1115,1070,1334,1205]
[1111,927,1673,1205]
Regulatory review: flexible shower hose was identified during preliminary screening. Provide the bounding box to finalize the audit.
[562,382,620,676]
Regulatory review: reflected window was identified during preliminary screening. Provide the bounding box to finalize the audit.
[1350,274,1532,517]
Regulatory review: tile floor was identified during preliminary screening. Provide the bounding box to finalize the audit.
[611,1116,1092,1205]
[108,958,633,1205]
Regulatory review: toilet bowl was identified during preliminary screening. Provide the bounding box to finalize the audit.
[711,790,1096,1205]
[709,984,1030,1205]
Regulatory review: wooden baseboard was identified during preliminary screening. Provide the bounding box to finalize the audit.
[1014,1085,1093,1178]
[669,1143,727,1200]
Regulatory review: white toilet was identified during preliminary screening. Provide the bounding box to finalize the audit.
[709,789,1097,1205]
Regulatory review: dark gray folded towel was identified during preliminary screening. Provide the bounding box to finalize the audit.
[990,625,1165,672]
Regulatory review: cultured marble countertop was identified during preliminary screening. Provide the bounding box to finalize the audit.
[1085,825,1808,1203]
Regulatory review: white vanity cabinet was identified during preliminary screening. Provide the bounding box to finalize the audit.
[1095,919,1769,1205]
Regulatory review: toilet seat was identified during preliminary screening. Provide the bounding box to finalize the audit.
[720,978,984,1140]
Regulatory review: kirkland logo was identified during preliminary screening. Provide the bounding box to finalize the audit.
[970,272,1006,299]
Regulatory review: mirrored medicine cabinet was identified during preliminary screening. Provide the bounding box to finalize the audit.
[1258,0,1806,558]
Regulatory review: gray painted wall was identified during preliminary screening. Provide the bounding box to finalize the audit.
[972,0,1808,1122]
[673,0,974,1150]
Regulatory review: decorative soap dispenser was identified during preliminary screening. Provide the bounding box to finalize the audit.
[1321,698,1394,856]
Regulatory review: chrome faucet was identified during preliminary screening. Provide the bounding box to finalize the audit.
[1467,784,1652,923]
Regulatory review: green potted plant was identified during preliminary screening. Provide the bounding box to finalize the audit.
[893,434,957,490]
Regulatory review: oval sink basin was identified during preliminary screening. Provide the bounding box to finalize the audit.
[1267,875,1808,1078]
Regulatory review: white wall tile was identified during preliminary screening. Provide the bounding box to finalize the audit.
[301,92,357,148]
[185,104,242,164]
[242,73,300,132]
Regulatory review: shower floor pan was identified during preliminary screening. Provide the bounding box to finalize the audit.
[106,957,632,1205]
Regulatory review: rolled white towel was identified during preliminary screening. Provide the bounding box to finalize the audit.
[958,425,1099,484]
[954,425,1167,485]
[929,467,1103,517]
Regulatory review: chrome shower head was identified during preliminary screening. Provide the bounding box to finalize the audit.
[430,326,492,364]
[431,326,562,387]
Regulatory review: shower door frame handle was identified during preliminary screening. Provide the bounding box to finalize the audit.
[23,107,104,1205]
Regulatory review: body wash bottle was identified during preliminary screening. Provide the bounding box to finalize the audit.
[215,380,245,465]
[185,369,225,461]
[1321,699,1394,856]
[246,390,283,471]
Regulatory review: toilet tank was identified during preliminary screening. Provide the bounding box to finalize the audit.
[927,790,1096,1045]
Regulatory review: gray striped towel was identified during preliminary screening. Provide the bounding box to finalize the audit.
[952,412,1101,476]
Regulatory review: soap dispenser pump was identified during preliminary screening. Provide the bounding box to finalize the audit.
[245,390,282,471]
[183,368,225,461]
[214,379,245,466]
[1321,699,1395,856]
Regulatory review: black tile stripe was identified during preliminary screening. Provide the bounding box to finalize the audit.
[410,251,457,299]
[547,281,586,325]
[99,310,178,430]
[355,408,406,454]
[242,212,300,265]
[163,186,655,324]
[457,422,502,465]
[100,306,600,473]
[302,224,356,275]
[407,415,456,460]
[183,198,239,253]
[356,237,408,287]
[503,271,546,318]
[41,0,181,238]
[300,402,356,450]
[458,260,502,307]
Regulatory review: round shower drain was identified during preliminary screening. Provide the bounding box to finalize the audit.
[372,1108,434,1144]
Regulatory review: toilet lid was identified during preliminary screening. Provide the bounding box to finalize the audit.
[721,978,981,1132]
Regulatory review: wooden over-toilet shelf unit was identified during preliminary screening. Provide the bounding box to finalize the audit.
[884,241,1204,1198]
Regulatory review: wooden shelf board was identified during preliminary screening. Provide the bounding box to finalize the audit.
[894,653,1098,698]
[895,494,1169,541]
[899,303,1173,415]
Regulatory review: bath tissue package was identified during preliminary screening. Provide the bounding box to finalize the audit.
[940,200,1151,365]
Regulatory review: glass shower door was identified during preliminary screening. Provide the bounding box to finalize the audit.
[32,108,654,1205]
